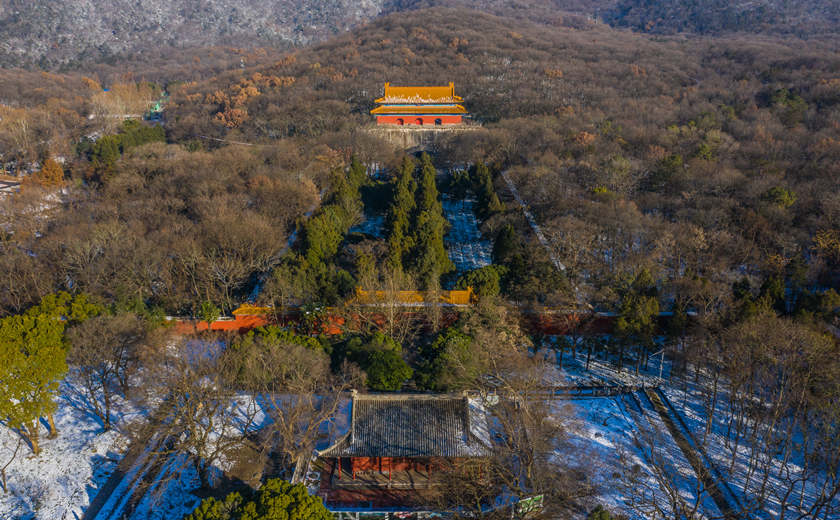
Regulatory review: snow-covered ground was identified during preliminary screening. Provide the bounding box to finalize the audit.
[91,392,341,520]
[661,380,840,519]
[442,195,492,280]
[559,395,637,514]
[559,392,721,519]
[549,338,840,519]
[106,453,206,520]
[349,213,385,238]
[0,380,138,520]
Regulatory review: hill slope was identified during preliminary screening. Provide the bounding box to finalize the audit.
[0,0,384,68]
[3,0,839,70]
[603,0,840,36]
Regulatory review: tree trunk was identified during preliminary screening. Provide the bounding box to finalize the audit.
[196,458,210,489]
[24,422,40,455]
[618,343,624,371]
[703,373,719,447]
[46,413,58,439]
[1,437,21,493]
[557,343,563,369]
[103,389,112,431]
[635,344,641,375]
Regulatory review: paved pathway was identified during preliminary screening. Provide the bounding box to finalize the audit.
[498,169,565,272]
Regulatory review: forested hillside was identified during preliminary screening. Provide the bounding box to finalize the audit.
[4,7,840,315]
[0,0,383,68]
[166,8,840,304]
[604,0,840,36]
[5,0,838,71]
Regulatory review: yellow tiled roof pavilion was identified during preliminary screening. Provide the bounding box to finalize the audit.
[375,82,464,103]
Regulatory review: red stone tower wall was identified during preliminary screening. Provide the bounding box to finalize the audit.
[375,115,463,126]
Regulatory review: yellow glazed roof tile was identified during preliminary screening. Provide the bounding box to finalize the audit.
[374,82,463,103]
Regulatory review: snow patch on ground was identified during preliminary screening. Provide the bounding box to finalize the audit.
[661,381,840,519]
[125,453,207,520]
[442,195,492,281]
[559,393,720,519]
[350,213,385,238]
[559,396,636,515]
[0,380,136,520]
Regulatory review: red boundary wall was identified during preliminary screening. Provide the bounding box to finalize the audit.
[172,312,345,335]
[171,310,638,337]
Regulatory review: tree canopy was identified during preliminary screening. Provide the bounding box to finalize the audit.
[184,479,331,520]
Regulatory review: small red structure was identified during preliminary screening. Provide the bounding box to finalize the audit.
[370,82,468,126]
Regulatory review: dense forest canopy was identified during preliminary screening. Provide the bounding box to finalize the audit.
[605,0,840,36]
[161,8,840,308]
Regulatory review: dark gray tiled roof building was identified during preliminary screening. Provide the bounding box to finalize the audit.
[318,392,492,459]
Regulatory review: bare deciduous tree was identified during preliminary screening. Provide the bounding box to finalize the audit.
[228,334,363,479]
[66,313,147,430]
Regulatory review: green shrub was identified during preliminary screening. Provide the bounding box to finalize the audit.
[332,332,412,391]
[416,327,482,391]
[365,349,413,391]
[183,479,331,520]
[763,186,796,208]
[455,265,507,298]
[587,505,619,520]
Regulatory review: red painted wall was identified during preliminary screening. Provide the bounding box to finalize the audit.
[173,315,270,334]
[350,457,446,473]
[173,310,665,338]
[376,115,462,125]
[173,313,343,335]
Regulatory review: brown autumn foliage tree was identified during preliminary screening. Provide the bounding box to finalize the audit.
[225,332,363,479]
[90,81,159,132]
[131,337,265,490]
[25,158,65,188]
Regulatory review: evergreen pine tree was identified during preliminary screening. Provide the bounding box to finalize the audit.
[0,313,68,453]
[411,209,453,289]
[0,291,102,452]
[347,155,367,190]
[416,153,441,215]
[385,156,417,271]
[184,479,331,520]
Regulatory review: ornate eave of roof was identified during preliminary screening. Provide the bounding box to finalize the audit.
[374,82,463,104]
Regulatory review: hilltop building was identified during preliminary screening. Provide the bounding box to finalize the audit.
[370,82,468,126]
